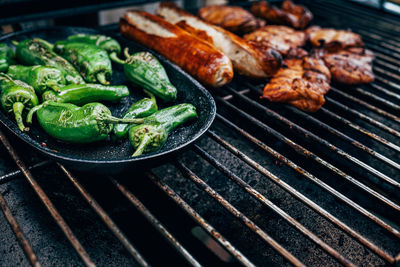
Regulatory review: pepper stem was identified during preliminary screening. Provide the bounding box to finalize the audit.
[143,90,156,102]
[26,104,45,124]
[98,115,145,124]
[46,82,61,92]
[96,72,109,85]
[109,52,125,64]
[132,134,152,157]
[124,47,131,59]
[12,102,28,131]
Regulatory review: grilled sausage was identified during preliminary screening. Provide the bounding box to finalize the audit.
[120,10,233,88]
[157,2,282,79]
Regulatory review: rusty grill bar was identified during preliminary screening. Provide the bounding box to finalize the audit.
[1,0,400,266]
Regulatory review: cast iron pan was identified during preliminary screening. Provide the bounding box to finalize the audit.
[0,27,216,174]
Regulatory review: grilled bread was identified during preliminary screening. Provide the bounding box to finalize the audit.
[120,10,234,88]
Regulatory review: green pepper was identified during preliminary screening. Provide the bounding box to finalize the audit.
[26,101,147,143]
[113,92,158,139]
[54,41,112,85]
[13,38,84,85]
[0,73,39,131]
[111,48,177,102]
[42,83,129,105]
[129,103,197,156]
[65,34,121,58]
[7,65,66,94]
[0,43,16,72]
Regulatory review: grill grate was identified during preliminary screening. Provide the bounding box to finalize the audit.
[1,0,400,266]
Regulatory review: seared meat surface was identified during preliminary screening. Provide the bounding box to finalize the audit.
[306,26,364,52]
[262,49,331,112]
[318,48,375,84]
[244,25,306,55]
[198,5,265,34]
[251,0,313,29]
[158,2,282,79]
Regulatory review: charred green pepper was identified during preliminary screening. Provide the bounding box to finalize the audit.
[42,83,129,105]
[113,92,158,139]
[111,48,177,102]
[13,38,84,85]
[7,65,66,94]
[54,41,112,85]
[0,43,15,72]
[65,34,121,58]
[0,73,39,131]
[129,103,197,156]
[27,101,147,143]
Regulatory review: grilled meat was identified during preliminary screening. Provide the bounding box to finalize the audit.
[243,25,306,55]
[262,49,331,112]
[306,26,364,52]
[251,0,313,29]
[120,10,233,88]
[198,5,265,34]
[157,2,282,79]
[317,48,375,84]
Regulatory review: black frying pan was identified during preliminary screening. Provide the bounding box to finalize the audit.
[0,27,216,174]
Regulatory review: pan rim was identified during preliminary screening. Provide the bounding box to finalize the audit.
[0,26,216,165]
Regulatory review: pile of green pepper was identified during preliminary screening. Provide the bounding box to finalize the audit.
[0,33,197,157]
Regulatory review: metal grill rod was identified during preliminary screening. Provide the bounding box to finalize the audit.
[244,81,400,140]
[326,97,400,138]
[0,160,51,185]
[145,171,255,267]
[375,59,400,73]
[108,176,202,267]
[215,113,400,245]
[330,87,400,123]
[206,129,395,263]
[350,87,400,113]
[312,1,400,35]
[368,83,400,103]
[191,146,355,266]
[318,0,400,27]
[375,76,400,92]
[58,164,149,267]
[216,98,400,225]
[284,105,400,171]
[174,162,307,267]
[319,107,400,153]
[0,192,41,267]
[0,129,95,267]
[225,86,400,190]
[245,81,400,140]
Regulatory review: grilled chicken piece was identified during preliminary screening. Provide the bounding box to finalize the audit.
[251,0,313,29]
[157,2,282,79]
[262,49,331,112]
[243,25,306,55]
[198,5,265,34]
[318,48,375,85]
[306,26,364,52]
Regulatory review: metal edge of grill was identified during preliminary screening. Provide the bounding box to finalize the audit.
[0,0,400,266]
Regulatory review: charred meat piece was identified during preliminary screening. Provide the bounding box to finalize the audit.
[120,10,233,88]
[262,50,331,112]
[251,0,313,29]
[306,26,364,52]
[243,25,306,55]
[320,48,375,85]
[157,2,282,79]
[198,5,265,34]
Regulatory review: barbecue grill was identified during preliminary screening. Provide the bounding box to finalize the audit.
[1,0,400,266]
